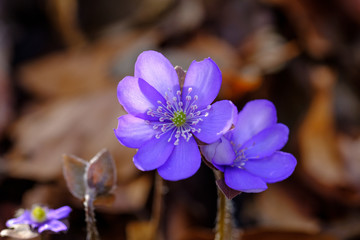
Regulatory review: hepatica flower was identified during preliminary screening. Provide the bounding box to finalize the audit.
[115,50,234,180]
[201,99,297,193]
[6,205,71,233]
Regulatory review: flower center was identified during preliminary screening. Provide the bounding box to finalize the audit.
[171,111,186,127]
[31,206,47,223]
[146,88,211,145]
[231,141,249,169]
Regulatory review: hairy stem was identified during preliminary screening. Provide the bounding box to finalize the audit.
[214,171,234,240]
[84,190,100,240]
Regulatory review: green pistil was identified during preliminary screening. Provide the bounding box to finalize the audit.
[31,206,47,222]
[171,111,186,127]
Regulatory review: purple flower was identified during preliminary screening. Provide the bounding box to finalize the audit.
[201,99,297,193]
[6,205,71,233]
[115,50,235,181]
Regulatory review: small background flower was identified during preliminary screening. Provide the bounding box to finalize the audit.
[6,205,71,233]
[115,50,235,181]
[201,99,297,193]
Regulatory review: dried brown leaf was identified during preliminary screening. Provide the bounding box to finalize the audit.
[22,184,68,208]
[130,0,174,25]
[47,0,87,48]
[126,221,157,240]
[221,66,262,100]
[242,228,338,240]
[298,66,346,187]
[338,134,360,191]
[254,185,320,233]
[97,175,152,213]
[93,193,116,207]
[18,31,157,99]
[62,149,117,207]
[87,149,116,196]
[297,66,360,204]
[241,27,300,74]
[158,0,205,39]
[261,0,332,58]
[63,154,87,199]
[6,88,137,182]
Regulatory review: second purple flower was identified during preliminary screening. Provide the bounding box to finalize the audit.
[201,99,297,193]
[115,50,235,181]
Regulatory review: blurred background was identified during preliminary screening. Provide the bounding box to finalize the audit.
[0,0,360,239]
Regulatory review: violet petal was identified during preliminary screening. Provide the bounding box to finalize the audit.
[232,99,277,147]
[212,137,236,166]
[241,123,289,159]
[200,140,226,172]
[134,50,180,99]
[117,76,165,120]
[245,151,297,183]
[115,114,156,148]
[46,206,71,220]
[224,167,268,193]
[157,137,201,181]
[199,140,220,163]
[182,58,222,109]
[193,100,236,144]
[38,220,67,233]
[6,211,32,227]
[133,132,175,171]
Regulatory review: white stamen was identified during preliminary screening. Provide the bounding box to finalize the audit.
[145,88,212,145]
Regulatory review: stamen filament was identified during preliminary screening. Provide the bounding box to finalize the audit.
[145,88,210,145]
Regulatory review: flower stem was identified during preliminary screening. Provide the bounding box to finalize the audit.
[84,190,100,240]
[214,171,235,240]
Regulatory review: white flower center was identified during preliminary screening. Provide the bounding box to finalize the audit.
[146,88,211,145]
